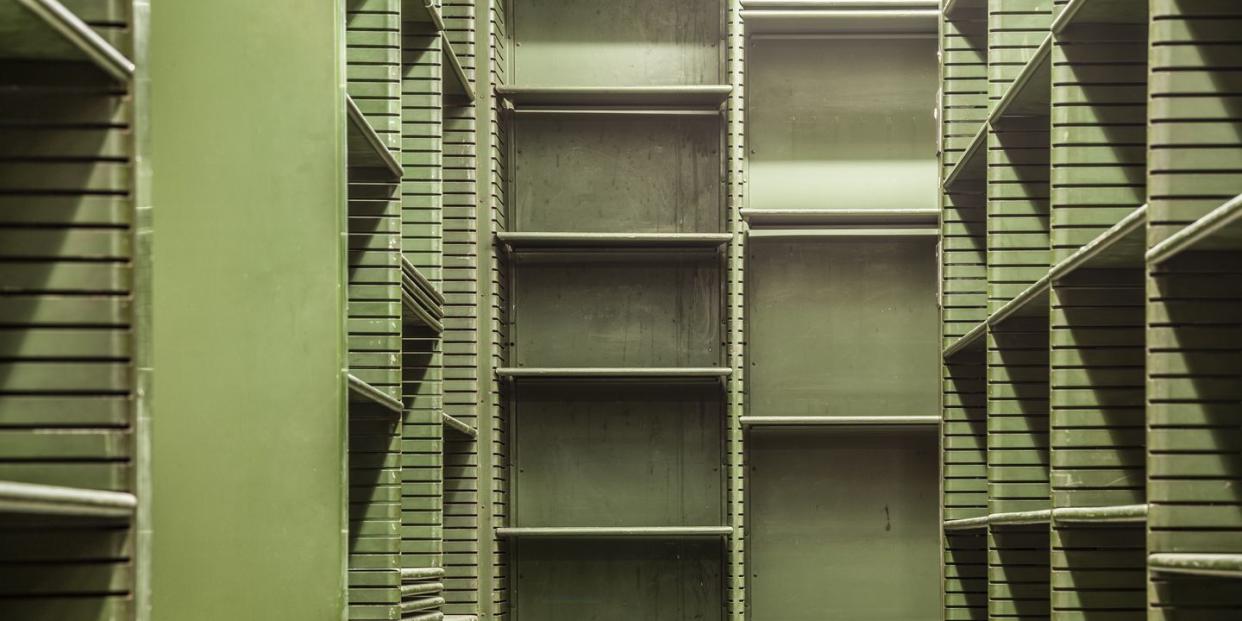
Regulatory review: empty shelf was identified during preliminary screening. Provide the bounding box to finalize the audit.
[1147,192,1242,266]
[942,320,986,360]
[741,3,938,34]
[402,0,444,30]
[1052,504,1147,525]
[402,256,445,332]
[442,412,477,438]
[741,416,939,427]
[943,123,987,191]
[346,95,402,179]
[0,0,135,81]
[442,36,474,102]
[942,0,985,18]
[401,582,444,597]
[401,567,445,582]
[496,85,733,108]
[987,275,1051,327]
[1049,204,1147,280]
[989,509,1051,528]
[497,232,733,250]
[402,597,447,613]
[347,373,403,415]
[742,208,938,227]
[1051,0,1147,34]
[0,480,136,519]
[988,34,1051,124]
[496,526,734,538]
[943,516,988,532]
[1149,554,1242,580]
[402,256,446,307]
[496,367,732,380]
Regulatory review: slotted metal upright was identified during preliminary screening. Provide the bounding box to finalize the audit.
[0,1,150,619]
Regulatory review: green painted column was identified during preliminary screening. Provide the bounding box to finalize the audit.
[149,2,348,620]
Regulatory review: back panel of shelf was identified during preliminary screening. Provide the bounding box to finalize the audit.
[747,237,939,419]
[746,35,938,212]
[509,252,723,368]
[747,428,939,620]
[510,0,722,86]
[511,382,722,528]
[512,114,724,234]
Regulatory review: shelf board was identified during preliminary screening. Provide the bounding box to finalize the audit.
[401,256,444,332]
[346,95,403,179]
[1147,192,1242,266]
[988,274,1051,328]
[443,617,479,621]
[1149,553,1242,580]
[496,367,732,381]
[442,36,475,102]
[402,256,446,307]
[742,208,939,227]
[740,4,939,34]
[942,0,985,19]
[496,526,734,538]
[496,85,733,108]
[401,567,445,582]
[989,509,1051,528]
[942,320,986,360]
[0,480,136,519]
[1052,504,1147,525]
[741,415,939,427]
[442,412,477,438]
[988,34,1052,124]
[402,0,444,30]
[0,0,135,81]
[402,289,443,333]
[496,232,733,250]
[1051,0,1147,34]
[1049,204,1147,280]
[748,228,938,239]
[943,122,987,191]
[943,516,988,532]
[347,373,403,415]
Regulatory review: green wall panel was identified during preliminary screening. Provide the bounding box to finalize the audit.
[149,1,346,619]
[748,238,939,419]
[748,37,938,212]
[747,428,939,621]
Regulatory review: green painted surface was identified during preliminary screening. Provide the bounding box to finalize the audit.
[512,382,722,527]
[747,238,939,418]
[747,428,939,620]
[148,2,347,620]
[747,36,938,212]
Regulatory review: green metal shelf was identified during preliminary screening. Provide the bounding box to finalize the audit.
[0,0,135,81]
[942,0,984,19]
[989,509,1052,528]
[942,320,986,360]
[0,480,136,519]
[987,274,1050,328]
[1149,554,1242,580]
[442,36,474,102]
[442,412,477,438]
[1048,204,1147,280]
[1052,504,1147,525]
[402,0,444,31]
[346,95,403,179]
[942,122,987,191]
[407,612,445,621]
[739,1,939,34]
[402,256,444,333]
[749,228,938,238]
[401,567,445,582]
[741,416,939,427]
[1051,0,1147,34]
[1147,192,1242,266]
[943,516,988,532]
[402,597,446,614]
[988,34,1051,124]
[742,208,939,226]
[496,85,733,108]
[496,367,732,380]
[496,526,734,538]
[347,373,403,415]
[496,232,733,250]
